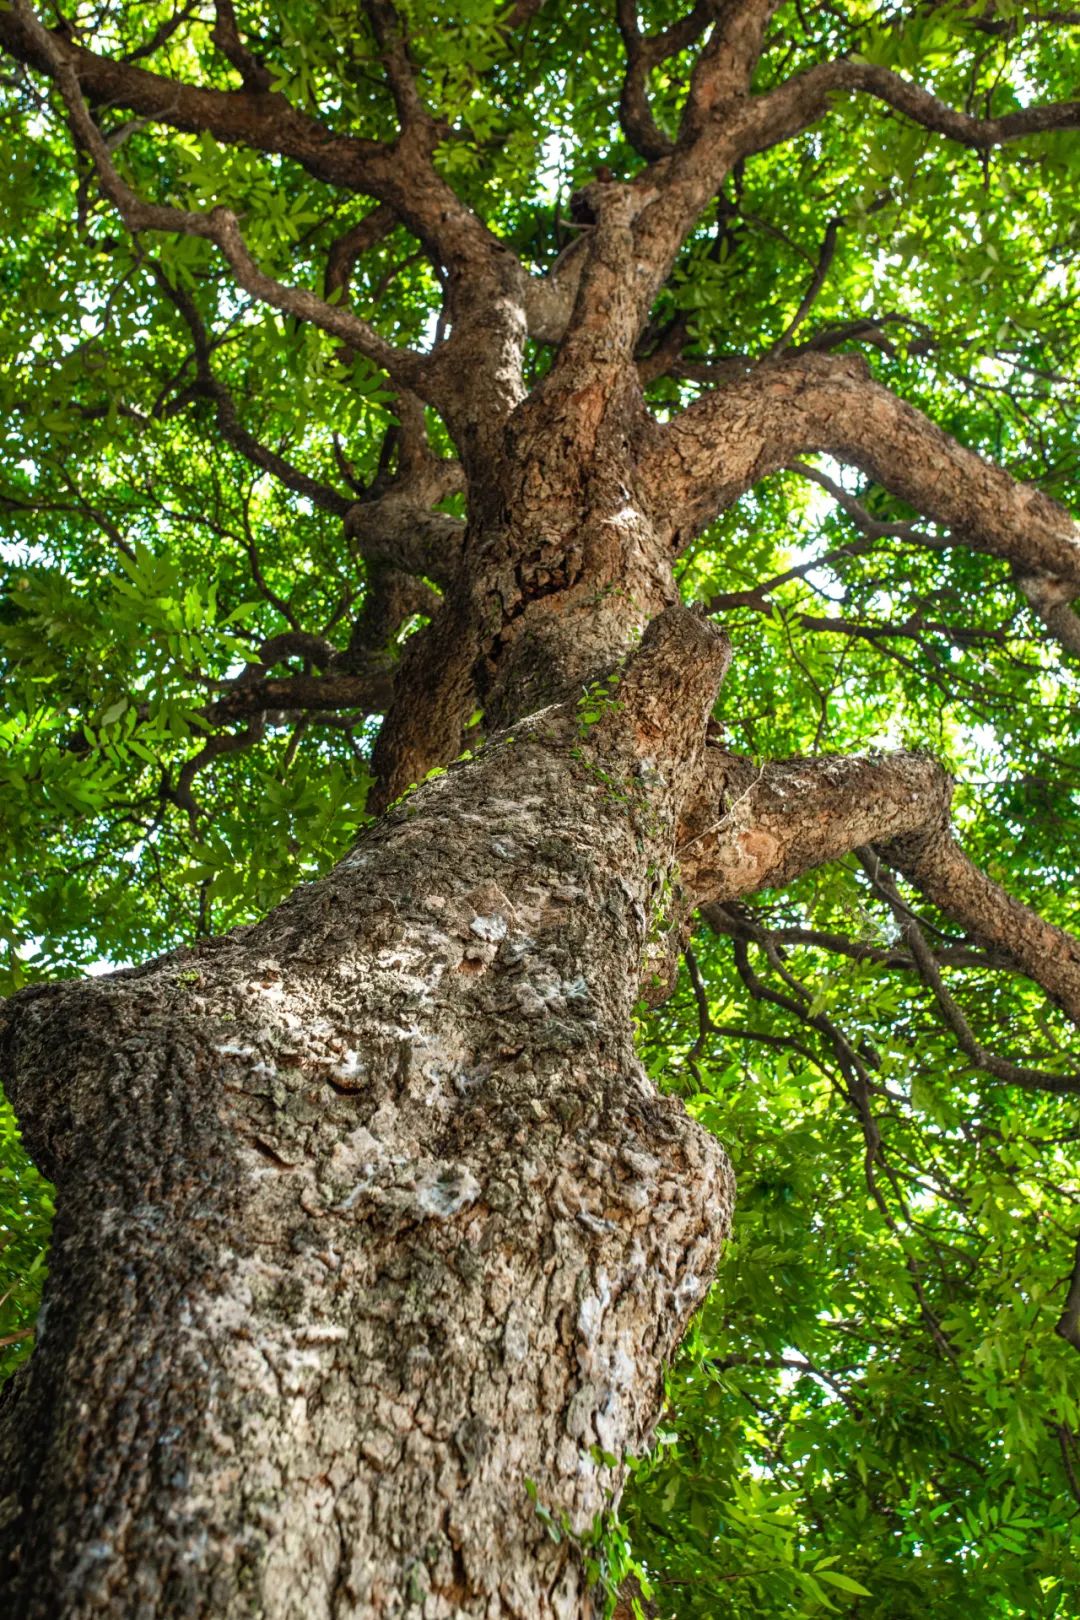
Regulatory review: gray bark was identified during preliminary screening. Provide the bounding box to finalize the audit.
[0,612,735,1619]
[3,10,1080,1616]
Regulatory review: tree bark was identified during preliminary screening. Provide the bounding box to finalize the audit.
[4,8,1080,1614]
[0,611,735,1619]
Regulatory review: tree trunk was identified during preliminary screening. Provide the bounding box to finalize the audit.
[0,607,735,1618]
[5,5,1080,1614]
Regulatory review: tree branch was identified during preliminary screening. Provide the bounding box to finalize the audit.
[0,2,525,317]
[9,0,429,396]
[501,0,550,28]
[209,0,271,92]
[521,234,589,344]
[122,1,201,65]
[616,0,724,161]
[1057,1235,1080,1352]
[534,182,651,391]
[620,23,1077,351]
[152,267,356,515]
[681,0,779,137]
[168,718,266,823]
[641,353,1080,648]
[743,923,1010,973]
[343,466,465,587]
[765,217,841,356]
[0,3,385,190]
[786,460,947,547]
[364,0,432,135]
[738,57,1080,160]
[324,205,397,303]
[856,847,1080,1094]
[679,748,1080,1024]
[205,668,394,727]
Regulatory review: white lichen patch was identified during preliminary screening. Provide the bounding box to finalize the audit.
[339,845,374,870]
[293,1323,348,1346]
[673,1270,701,1313]
[247,978,285,1002]
[332,1048,363,1082]
[469,913,508,943]
[327,1178,377,1214]
[576,1271,611,1350]
[514,983,549,1018]
[502,1303,530,1363]
[408,1162,481,1220]
[594,1384,626,1455]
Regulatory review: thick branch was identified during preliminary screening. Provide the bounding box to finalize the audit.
[343,470,465,587]
[521,235,589,344]
[0,3,522,308]
[643,353,1080,641]
[1015,571,1080,656]
[616,0,724,161]
[740,57,1080,160]
[0,4,384,189]
[624,33,1077,347]
[679,748,1080,1024]
[881,810,1080,1028]
[538,184,650,387]
[519,4,775,349]
[856,847,1080,1094]
[681,0,779,136]
[205,668,394,725]
[10,0,428,396]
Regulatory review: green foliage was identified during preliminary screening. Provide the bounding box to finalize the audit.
[576,669,625,734]
[0,1096,52,1383]
[0,1,1078,1612]
[617,902,1080,1615]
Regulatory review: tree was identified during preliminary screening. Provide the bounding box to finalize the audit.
[0,0,1078,1614]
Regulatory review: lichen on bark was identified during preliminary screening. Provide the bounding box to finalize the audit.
[2,3,1079,1615]
[0,611,736,1618]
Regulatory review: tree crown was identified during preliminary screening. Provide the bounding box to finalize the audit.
[1,3,1079,1614]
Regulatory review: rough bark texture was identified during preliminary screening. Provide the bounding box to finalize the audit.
[0,615,735,1619]
[643,353,1080,592]
[3,4,1080,1615]
[680,749,1080,1025]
